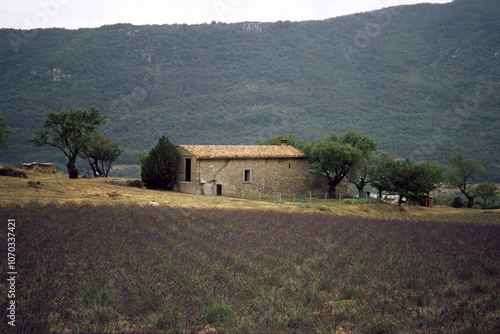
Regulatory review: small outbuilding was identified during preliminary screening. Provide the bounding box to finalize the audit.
[22,162,56,174]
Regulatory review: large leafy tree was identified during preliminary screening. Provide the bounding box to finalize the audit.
[347,153,377,197]
[141,136,180,190]
[79,131,122,177]
[0,113,11,149]
[310,130,377,198]
[446,153,484,208]
[412,161,445,203]
[28,107,107,178]
[372,157,444,206]
[344,130,378,196]
[390,159,417,206]
[398,160,445,206]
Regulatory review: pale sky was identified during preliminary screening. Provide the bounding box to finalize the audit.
[1,0,453,30]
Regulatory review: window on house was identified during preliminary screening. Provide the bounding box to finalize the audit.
[243,169,251,182]
[185,158,191,182]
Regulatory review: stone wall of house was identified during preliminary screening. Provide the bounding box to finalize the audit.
[196,158,310,195]
[336,180,350,198]
[175,148,199,194]
[304,172,329,195]
[195,158,349,196]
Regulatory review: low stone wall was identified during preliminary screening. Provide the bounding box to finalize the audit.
[336,180,350,198]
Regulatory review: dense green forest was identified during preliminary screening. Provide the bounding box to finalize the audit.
[0,0,498,181]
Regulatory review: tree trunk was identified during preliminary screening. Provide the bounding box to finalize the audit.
[67,158,78,179]
[466,195,474,209]
[328,182,336,199]
[89,161,97,177]
[356,184,365,197]
[103,163,111,177]
[463,191,474,208]
[94,162,104,177]
[89,158,104,177]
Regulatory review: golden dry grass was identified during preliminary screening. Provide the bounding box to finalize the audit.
[1,165,499,223]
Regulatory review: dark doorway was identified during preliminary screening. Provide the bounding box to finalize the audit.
[217,184,222,196]
[185,158,191,182]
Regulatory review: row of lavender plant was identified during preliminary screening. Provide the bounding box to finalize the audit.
[0,202,498,333]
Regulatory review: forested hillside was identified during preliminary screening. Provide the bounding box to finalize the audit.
[0,0,498,181]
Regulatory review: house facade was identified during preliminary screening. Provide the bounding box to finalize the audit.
[174,140,343,197]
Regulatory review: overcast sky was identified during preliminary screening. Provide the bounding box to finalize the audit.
[1,0,452,30]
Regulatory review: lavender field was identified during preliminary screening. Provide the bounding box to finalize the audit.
[1,202,499,333]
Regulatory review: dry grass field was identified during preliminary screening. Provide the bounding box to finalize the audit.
[1,165,498,223]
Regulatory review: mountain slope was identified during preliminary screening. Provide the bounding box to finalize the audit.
[0,0,498,181]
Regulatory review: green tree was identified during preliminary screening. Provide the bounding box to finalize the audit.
[141,136,180,190]
[79,131,122,177]
[347,153,377,197]
[451,197,466,208]
[446,153,485,208]
[0,113,12,149]
[386,159,445,206]
[371,152,398,199]
[493,193,500,205]
[472,182,499,209]
[310,130,377,198]
[344,130,378,196]
[390,159,417,206]
[256,134,310,154]
[412,161,445,205]
[28,107,107,179]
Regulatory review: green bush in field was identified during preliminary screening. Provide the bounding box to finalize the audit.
[451,196,466,208]
[342,197,379,204]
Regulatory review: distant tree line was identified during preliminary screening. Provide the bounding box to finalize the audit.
[259,132,498,208]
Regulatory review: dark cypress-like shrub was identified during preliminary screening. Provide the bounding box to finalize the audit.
[140,136,180,190]
[451,196,465,208]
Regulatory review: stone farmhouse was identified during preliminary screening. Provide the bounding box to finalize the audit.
[174,139,347,197]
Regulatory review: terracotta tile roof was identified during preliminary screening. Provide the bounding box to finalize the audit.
[177,145,307,159]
